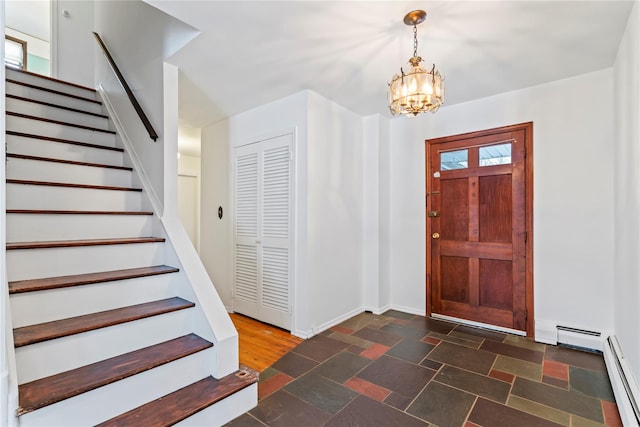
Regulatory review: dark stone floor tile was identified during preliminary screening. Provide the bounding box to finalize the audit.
[428,341,496,374]
[293,335,350,362]
[386,339,435,363]
[271,352,318,378]
[420,358,443,371]
[435,365,511,403]
[407,381,475,427]
[480,340,544,364]
[383,392,412,411]
[224,413,267,427]
[325,395,428,427]
[381,310,417,320]
[542,375,569,389]
[260,367,279,382]
[452,324,507,342]
[352,327,404,347]
[340,312,394,331]
[428,331,482,349]
[284,373,359,414]
[357,355,435,398]
[312,350,371,383]
[468,397,563,427]
[380,323,429,341]
[570,366,615,401]
[545,345,607,372]
[250,390,330,427]
[405,317,457,334]
[511,377,604,423]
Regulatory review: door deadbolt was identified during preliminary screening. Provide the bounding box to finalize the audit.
[432,232,440,239]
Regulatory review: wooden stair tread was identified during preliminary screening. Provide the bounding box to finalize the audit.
[6,209,153,215]
[7,237,165,250]
[7,111,116,134]
[13,297,195,347]
[9,265,179,294]
[96,368,259,427]
[6,78,101,104]
[17,334,212,415]
[6,179,142,192]
[7,153,132,171]
[6,131,124,152]
[6,94,109,118]
[7,67,97,93]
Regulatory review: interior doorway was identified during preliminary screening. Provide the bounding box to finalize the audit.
[426,122,533,336]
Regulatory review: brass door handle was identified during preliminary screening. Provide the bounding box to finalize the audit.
[432,232,440,239]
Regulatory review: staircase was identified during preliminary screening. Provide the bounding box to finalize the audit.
[4,68,257,426]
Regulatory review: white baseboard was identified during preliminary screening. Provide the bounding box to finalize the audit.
[389,304,426,316]
[603,336,640,426]
[535,319,558,345]
[364,304,391,315]
[292,306,365,339]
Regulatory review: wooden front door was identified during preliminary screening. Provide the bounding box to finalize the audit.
[426,123,533,335]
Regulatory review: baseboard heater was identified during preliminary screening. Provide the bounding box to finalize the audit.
[556,325,601,337]
[607,336,640,425]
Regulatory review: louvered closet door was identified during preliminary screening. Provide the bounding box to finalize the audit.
[234,134,292,330]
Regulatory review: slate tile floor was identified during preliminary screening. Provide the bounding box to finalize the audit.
[225,311,622,427]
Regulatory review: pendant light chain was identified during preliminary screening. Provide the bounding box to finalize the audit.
[413,25,418,58]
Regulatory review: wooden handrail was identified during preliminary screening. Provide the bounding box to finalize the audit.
[93,32,158,142]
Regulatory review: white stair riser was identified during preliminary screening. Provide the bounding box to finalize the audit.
[18,348,215,426]
[7,134,124,166]
[6,69,98,100]
[7,157,132,188]
[7,115,116,147]
[6,242,165,281]
[6,97,110,130]
[10,274,180,328]
[7,214,152,242]
[7,184,141,211]
[6,82,103,115]
[174,384,257,427]
[15,309,196,383]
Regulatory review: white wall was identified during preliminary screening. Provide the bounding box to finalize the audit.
[201,90,365,337]
[389,69,615,340]
[307,91,364,334]
[53,0,94,87]
[94,0,198,211]
[201,122,232,309]
[613,1,640,383]
[363,114,391,313]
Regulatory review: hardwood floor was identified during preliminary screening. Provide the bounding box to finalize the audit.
[230,313,303,372]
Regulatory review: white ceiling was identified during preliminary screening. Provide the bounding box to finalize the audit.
[148,0,635,129]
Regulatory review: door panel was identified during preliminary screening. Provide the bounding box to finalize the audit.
[234,134,293,330]
[427,123,532,334]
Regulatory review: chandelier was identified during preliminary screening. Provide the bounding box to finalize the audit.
[388,10,444,117]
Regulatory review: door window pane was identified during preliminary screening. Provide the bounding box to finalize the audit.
[5,36,26,70]
[440,149,468,170]
[479,143,511,166]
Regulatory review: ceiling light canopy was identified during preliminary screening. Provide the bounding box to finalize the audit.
[388,10,444,117]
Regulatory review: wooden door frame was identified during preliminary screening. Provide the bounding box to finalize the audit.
[425,122,534,337]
